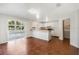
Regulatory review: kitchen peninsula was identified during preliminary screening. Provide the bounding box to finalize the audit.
[32,28,53,41]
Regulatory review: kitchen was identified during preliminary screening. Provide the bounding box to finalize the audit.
[0,3,79,55]
[30,18,59,41]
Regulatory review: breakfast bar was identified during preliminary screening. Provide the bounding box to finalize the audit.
[32,29,52,41]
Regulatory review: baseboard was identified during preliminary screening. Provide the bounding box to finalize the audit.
[27,36,48,43]
[64,38,70,40]
[27,36,33,39]
[70,42,79,48]
[0,41,8,44]
[52,36,59,38]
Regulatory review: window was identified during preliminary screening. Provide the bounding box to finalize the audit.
[8,20,15,31]
[8,19,24,32]
[16,20,24,32]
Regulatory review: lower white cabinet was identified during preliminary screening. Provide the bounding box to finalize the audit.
[32,30,49,41]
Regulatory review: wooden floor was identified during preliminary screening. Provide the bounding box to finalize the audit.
[48,37,78,55]
[0,38,27,55]
[0,37,79,55]
[27,37,79,55]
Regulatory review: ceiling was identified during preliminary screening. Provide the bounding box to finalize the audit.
[0,3,79,21]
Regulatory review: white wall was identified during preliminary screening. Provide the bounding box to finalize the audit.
[0,15,8,44]
[70,10,79,48]
[58,19,63,40]
[24,20,32,37]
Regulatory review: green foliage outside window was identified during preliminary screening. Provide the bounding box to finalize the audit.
[8,20,24,31]
[9,20,15,26]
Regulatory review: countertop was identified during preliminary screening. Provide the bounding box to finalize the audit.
[32,29,51,32]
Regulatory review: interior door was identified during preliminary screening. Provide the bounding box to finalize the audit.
[63,19,70,39]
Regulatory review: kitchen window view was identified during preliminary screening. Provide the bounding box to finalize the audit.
[8,18,25,40]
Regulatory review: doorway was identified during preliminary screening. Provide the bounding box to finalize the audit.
[63,18,70,44]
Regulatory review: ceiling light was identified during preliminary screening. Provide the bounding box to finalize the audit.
[28,8,40,15]
[28,8,40,19]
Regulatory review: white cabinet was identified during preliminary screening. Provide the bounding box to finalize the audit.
[32,30,49,41]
